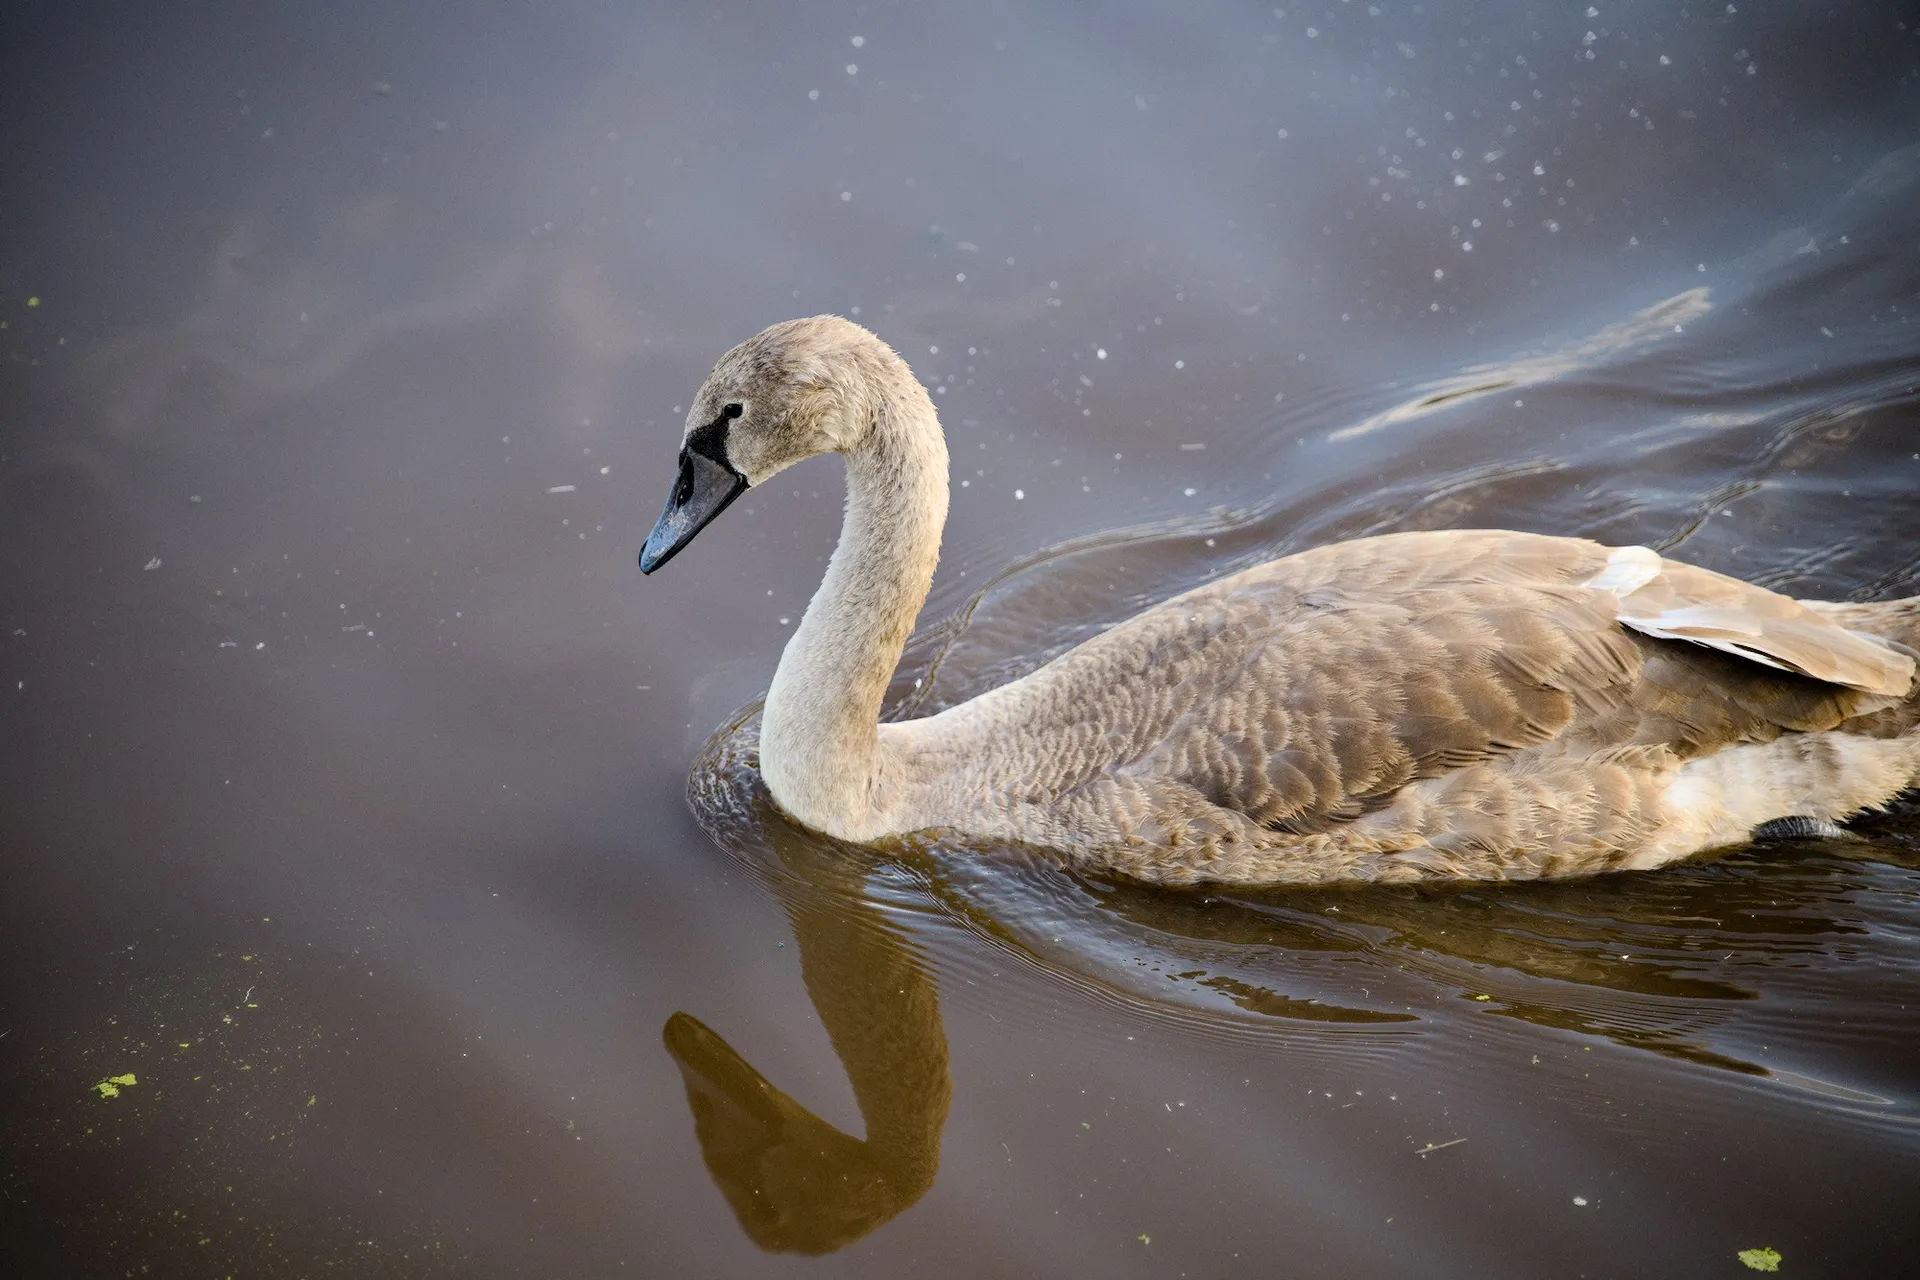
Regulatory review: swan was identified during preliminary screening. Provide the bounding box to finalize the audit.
[639,315,1920,885]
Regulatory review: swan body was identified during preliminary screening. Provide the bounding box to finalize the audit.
[641,316,1920,885]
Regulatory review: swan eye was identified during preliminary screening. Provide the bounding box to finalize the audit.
[722,402,744,419]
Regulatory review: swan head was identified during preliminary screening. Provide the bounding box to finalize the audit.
[640,315,897,573]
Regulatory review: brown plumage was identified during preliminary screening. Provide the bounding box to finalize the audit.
[643,316,1920,885]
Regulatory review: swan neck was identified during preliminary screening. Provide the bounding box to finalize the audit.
[760,370,948,836]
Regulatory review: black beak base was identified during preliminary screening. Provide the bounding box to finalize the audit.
[639,447,748,573]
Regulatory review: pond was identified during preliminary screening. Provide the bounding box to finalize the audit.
[3,2,1918,1274]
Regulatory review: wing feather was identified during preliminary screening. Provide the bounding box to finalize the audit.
[1588,546,1916,695]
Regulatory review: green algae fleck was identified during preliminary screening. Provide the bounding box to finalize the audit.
[93,1073,138,1099]
[1738,1246,1782,1272]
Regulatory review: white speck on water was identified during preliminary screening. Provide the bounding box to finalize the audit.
[1533,162,1546,176]
[1014,488,1025,499]
[1306,26,1319,37]
[1183,487,1197,497]
[1452,173,1469,186]
[1205,538,1216,547]
[143,557,162,571]
[808,89,820,100]
[956,272,966,282]
[1174,359,1185,369]
[1697,263,1707,272]
[1433,268,1445,280]
[850,34,865,47]
[1096,347,1107,359]
[1276,127,1289,138]
[840,190,852,202]
[599,465,611,475]
[1461,241,1473,252]
[1659,53,1671,65]
[254,642,265,650]
[779,617,790,625]
[1179,442,1206,451]
[1820,326,1835,338]
[846,63,858,75]
[546,484,577,494]
[1572,1196,1589,1206]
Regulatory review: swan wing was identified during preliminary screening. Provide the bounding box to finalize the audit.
[982,531,1910,835]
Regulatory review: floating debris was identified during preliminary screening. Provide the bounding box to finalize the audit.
[1414,1138,1467,1157]
[93,1073,137,1099]
[546,484,577,494]
[1738,1247,1782,1272]
[143,557,162,571]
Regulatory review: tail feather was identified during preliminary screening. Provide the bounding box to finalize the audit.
[1801,597,1920,738]
[1801,596,1920,658]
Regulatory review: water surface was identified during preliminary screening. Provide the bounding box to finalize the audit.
[4,2,1920,1275]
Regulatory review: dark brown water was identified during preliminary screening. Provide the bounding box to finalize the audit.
[5,2,1920,1275]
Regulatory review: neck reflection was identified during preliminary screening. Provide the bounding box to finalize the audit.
[664,839,950,1255]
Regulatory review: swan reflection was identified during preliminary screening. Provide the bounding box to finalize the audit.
[663,795,949,1255]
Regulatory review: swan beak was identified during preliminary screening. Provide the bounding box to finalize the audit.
[639,446,749,573]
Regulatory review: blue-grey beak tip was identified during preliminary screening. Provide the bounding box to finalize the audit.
[638,448,748,575]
